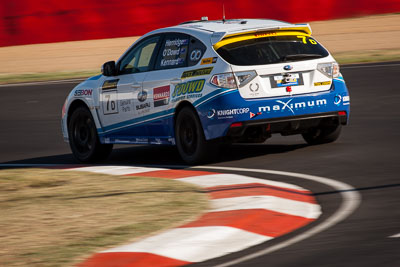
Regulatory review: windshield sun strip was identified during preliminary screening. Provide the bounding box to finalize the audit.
[213,31,311,50]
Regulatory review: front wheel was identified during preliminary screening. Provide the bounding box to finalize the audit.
[302,123,342,145]
[68,106,113,162]
[175,107,209,164]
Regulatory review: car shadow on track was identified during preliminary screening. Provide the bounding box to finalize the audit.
[1,143,308,166]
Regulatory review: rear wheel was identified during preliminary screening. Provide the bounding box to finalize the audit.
[68,106,113,162]
[175,107,209,164]
[302,122,342,145]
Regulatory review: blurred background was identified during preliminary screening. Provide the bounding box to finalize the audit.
[0,0,399,82]
[1,0,399,46]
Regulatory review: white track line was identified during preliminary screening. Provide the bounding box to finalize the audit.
[67,166,166,175]
[210,196,321,219]
[103,226,271,262]
[194,166,361,267]
[389,233,400,238]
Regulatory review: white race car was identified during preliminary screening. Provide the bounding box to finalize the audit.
[61,18,350,164]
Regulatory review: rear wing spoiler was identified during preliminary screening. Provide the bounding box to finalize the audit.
[210,24,312,46]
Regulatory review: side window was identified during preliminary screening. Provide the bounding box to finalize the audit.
[155,33,189,70]
[188,36,207,67]
[119,35,160,75]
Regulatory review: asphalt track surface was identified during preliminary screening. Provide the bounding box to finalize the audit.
[0,62,399,266]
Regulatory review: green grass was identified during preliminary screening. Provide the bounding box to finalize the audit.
[0,168,208,266]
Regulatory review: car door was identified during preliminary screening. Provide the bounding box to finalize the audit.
[98,35,162,140]
[141,33,205,139]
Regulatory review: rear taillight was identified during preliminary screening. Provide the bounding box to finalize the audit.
[210,73,237,89]
[210,71,257,89]
[317,62,340,78]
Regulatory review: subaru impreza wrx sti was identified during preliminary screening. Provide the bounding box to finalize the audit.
[61,18,350,164]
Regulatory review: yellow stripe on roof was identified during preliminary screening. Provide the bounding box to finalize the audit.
[213,31,311,50]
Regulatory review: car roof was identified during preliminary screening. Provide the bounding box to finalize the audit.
[178,19,295,33]
[144,19,312,46]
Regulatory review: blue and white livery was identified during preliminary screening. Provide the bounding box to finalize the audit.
[61,18,350,163]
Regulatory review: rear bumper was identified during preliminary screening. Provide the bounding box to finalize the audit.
[197,77,350,140]
[227,111,347,138]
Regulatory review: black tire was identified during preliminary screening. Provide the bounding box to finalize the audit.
[68,106,113,162]
[302,123,342,145]
[175,106,210,164]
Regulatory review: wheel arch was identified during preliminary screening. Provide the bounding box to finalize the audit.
[174,101,198,126]
[67,99,90,126]
[66,99,103,132]
[174,100,215,141]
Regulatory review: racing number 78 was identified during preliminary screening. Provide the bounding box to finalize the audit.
[103,91,118,115]
[297,36,317,45]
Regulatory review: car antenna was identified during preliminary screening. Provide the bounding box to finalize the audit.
[222,4,226,23]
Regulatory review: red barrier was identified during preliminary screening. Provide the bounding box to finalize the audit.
[1,0,399,47]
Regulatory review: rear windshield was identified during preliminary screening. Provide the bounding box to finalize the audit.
[216,35,329,66]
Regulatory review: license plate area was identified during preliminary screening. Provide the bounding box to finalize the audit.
[269,72,304,88]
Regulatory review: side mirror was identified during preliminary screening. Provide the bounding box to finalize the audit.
[101,61,117,76]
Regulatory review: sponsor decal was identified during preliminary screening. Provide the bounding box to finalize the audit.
[333,94,350,106]
[181,67,213,79]
[115,139,131,144]
[254,32,277,38]
[342,95,350,106]
[136,102,151,110]
[160,38,189,67]
[249,82,260,96]
[258,98,327,115]
[74,89,92,97]
[334,94,342,106]
[172,79,205,102]
[165,39,188,48]
[150,138,163,145]
[120,99,132,113]
[135,138,148,144]
[207,109,216,119]
[161,58,185,67]
[217,108,249,116]
[314,81,332,86]
[201,57,218,65]
[190,49,202,61]
[209,107,250,119]
[102,79,119,90]
[163,48,180,57]
[250,112,262,119]
[138,90,148,102]
[249,83,259,92]
[153,85,170,107]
